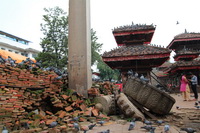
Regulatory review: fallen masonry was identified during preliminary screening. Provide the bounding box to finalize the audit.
[94,77,175,118]
[0,64,200,132]
[0,64,113,132]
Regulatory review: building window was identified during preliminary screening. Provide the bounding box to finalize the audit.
[15,51,19,54]
[18,40,26,45]
[1,48,5,50]
[22,53,28,57]
[8,50,13,52]
[32,53,37,58]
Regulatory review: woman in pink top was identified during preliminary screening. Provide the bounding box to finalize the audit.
[180,73,191,101]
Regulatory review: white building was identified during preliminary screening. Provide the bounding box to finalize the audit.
[0,30,40,59]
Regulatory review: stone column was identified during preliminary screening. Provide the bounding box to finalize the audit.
[68,0,91,98]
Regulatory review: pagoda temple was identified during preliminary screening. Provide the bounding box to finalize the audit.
[102,23,171,84]
[165,33,200,88]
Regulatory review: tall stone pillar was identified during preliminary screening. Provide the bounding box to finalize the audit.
[68,0,92,98]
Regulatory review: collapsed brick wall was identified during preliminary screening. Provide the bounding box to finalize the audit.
[0,64,62,87]
[0,64,109,132]
[0,64,63,127]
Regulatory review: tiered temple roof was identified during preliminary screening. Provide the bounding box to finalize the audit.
[174,33,200,39]
[112,24,156,46]
[102,23,171,73]
[167,33,200,52]
[103,45,170,58]
[102,45,171,72]
[113,24,155,33]
[173,48,200,61]
[166,32,200,75]
[166,60,200,74]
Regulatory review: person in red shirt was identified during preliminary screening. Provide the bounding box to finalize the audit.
[116,81,123,93]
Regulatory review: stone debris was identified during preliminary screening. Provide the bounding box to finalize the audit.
[0,63,200,132]
[0,64,109,132]
[116,93,145,121]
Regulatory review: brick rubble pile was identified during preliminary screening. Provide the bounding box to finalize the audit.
[0,64,111,132]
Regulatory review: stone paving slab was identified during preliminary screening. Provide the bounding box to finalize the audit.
[85,121,181,133]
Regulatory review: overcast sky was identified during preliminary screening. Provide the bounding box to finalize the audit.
[1,0,200,55]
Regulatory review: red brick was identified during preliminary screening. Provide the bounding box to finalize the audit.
[65,106,73,112]
[59,111,67,118]
[8,98,17,102]
[92,109,99,116]
[61,95,70,100]
[13,105,22,108]
[46,111,53,115]
[10,90,18,93]
[84,110,91,116]
[13,94,22,97]
[80,104,86,111]
[5,107,14,111]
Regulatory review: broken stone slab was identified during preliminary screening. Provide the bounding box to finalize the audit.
[123,77,175,115]
[116,93,145,121]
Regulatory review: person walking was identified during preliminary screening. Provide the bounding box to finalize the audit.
[189,72,198,101]
[180,73,191,101]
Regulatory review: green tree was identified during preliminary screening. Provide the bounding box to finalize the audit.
[97,60,120,81]
[91,29,103,65]
[36,7,102,70]
[36,6,68,69]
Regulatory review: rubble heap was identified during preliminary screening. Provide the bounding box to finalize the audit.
[0,64,109,132]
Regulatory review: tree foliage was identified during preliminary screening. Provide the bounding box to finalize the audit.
[36,7,68,69]
[97,60,120,81]
[36,6,102,70]
[37,6,119,81]
[91,29,103,65]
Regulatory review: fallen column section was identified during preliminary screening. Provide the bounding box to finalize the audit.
[116,93,145,121]
[123,77,175,115]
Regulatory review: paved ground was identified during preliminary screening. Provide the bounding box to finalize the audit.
[83,93,200,133]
